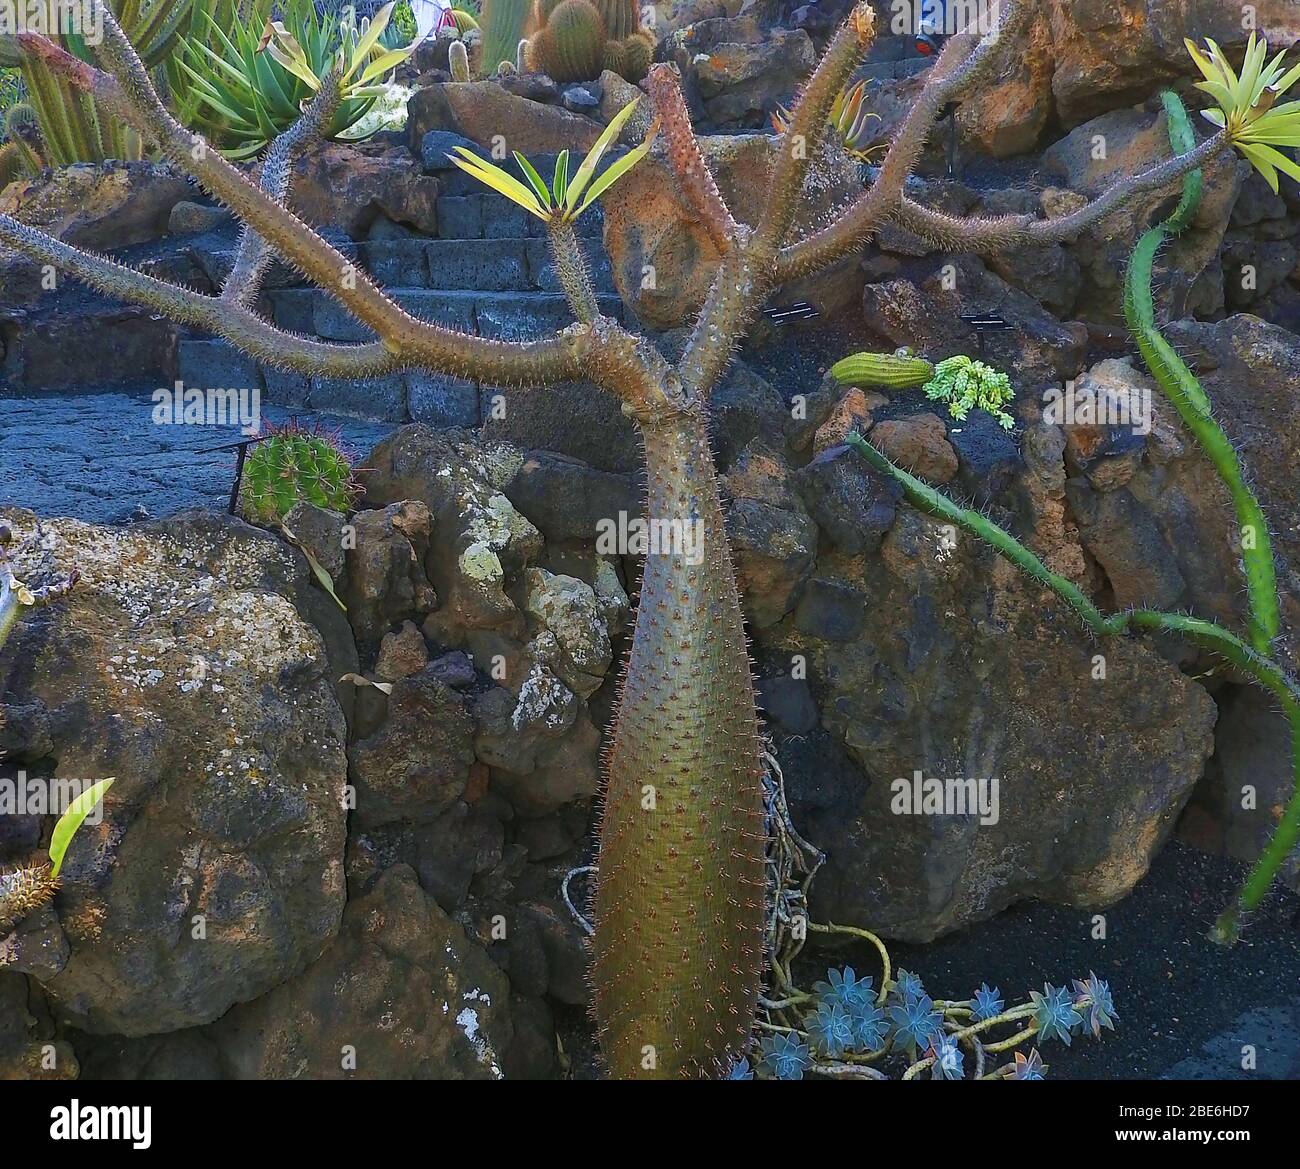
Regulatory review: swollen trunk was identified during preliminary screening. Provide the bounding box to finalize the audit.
[591,406,766,1079]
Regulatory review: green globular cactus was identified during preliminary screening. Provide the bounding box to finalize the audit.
[239,423,359,524]
[449,38,471,81]
[480,0,534,79]
[1124,90,1279,657]
[617,30,654,82]
[829,349,935,389]
[601,38,626,77]
[0,140,22,189]
[531,0,606,82]
[922,355,1016,430]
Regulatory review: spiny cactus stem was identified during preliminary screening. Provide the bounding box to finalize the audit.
[847,432,1300,945]
[0,522,77,658]
[645,64,738,254]
[757,2,876,254]
[0,212,403,376]
[222,73,345,309]
[775,0,1034,282]
[892,131,1228,258]
[546,221,601,324]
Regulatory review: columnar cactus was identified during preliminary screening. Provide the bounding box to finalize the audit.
[1,0,1232,1075]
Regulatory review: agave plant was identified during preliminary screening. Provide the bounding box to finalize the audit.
[771,79,882,162]
[446,97,656,224]
[1185,32,1300,192]
[172,0,415,158]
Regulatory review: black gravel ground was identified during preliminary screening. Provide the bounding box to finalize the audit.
[562,841,1300,1080]
[872,841,1300,1080]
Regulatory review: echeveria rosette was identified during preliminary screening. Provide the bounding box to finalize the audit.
[849,999,888,1053]
[927,1033,964,1080]
[1030,983,1083,1047]
[812,966,875,1012]
[1185,33,1300,194]
[1073,972,1118,1039]
[1011,1049,1047,1081]
[890,969,927,1005]
[971,982,1005,1022]
[725,1056,754,1080]
[922,355,1016,430]
[806,1001,856,1059]
[888,992,943,1059]
[761,1032,812,1080]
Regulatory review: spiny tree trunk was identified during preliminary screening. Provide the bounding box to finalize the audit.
[593,407,766,1077]
[0,0,1218,1076]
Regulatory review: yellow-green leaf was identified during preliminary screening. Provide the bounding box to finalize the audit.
[49,778,114,878]
[513,151,554,209]
[565,98,642,211]
[577,127,656,214]
[447,149,549,218]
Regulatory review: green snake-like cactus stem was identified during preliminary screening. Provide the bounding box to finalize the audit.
[592,0,639,41]
[1123,90,1280,657]
[830,350,935,389]
[592,407,767,1078]
[239,423,358,524]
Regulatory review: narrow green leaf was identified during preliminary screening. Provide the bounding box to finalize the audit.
[49,779,114,878]
[577,136,653,214]
[513,151,554,209]
[565,98,641,211]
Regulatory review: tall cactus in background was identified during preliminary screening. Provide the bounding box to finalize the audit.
[2,0,1238,1074]
[0,0,196,166]
[591,0,639,40]
[480,0,533,75]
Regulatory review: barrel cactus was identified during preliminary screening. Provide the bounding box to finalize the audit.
[531,0,606,81]
[239,423,359,523]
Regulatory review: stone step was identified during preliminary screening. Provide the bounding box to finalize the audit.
[268,287,624,344]
[356,237,616,295]
[434,193,604,240]
[176,337,621,432]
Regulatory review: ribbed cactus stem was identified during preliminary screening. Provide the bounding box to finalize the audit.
[480,0,533,76]
[830,350,935,389]
[1124,91,1279,656]
[593,406,766,1078]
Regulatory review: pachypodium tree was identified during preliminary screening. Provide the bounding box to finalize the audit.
[0,0,1229,1077]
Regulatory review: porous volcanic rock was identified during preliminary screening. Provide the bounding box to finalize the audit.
[0,510,350,1035]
